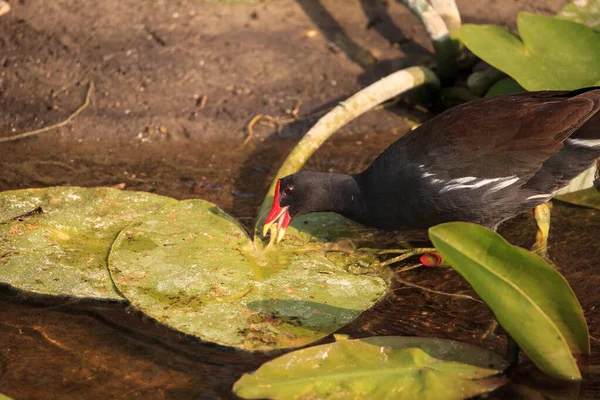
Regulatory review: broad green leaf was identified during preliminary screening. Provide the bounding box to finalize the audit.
[429,222,589,380]
[555,187,600,209]
[558,0,600,30]
[0,187,175,300]
[233,336,508,400]
[485,78,525,97]
[555,164,598,197]
[108,200,390,351]
[460,13,600,91]
[0,394,13,400]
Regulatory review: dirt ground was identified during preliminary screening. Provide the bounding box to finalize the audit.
[4,0,600,399]
[0,0,568,223]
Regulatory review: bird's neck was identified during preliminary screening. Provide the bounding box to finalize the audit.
[307,173,366,220]
[323,174,369,224]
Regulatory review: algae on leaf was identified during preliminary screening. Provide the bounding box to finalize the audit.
[109,200,390,351]
[0,187,175,300]
[234,336,507,400]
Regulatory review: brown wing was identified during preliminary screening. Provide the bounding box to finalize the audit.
[404,89,600,181]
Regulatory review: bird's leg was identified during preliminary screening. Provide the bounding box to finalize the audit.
[531,202,551,258]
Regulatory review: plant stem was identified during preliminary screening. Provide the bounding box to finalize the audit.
[398,0,462,82]
[467,68,506,96]
[254,66,439,237]
[399,0,449,41]
[428,0,462,32]
[507,334,520,366]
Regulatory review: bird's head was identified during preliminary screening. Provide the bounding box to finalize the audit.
[262,171,358,243]
[261,174,308,243]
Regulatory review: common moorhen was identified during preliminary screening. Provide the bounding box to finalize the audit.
[263,88,600,247]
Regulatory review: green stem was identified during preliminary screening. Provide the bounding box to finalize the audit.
[429,0,462,32]
[507,334,520,366]
[467,68,506,96]
[399,0,462,82]
[253,66,439,238]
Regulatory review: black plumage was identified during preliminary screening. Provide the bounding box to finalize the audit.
[264,88,600,238]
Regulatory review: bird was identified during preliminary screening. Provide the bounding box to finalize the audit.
[262,87,600,252]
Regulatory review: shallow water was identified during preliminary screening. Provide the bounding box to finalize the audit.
[1,133,599,399]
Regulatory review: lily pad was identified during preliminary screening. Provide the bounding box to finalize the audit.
[429,222,589,380]
[233,336,508,400]
[558,0,600,30]
[108,200,390,350]
[284,212,356,243]
[555,187,600,209]
[0,187,175,300]
[460,13,600,91]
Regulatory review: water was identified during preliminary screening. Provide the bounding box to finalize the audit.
[1,134,599,399]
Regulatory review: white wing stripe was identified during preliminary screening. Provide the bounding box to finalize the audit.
[489,177,520,192]
[449,176,477,184]
[527,194,552,200]
[566,138,600,149]
[439,175,518,194]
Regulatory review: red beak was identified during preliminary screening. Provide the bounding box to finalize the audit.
[262,180,292,242]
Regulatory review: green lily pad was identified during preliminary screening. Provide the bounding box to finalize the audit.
[429,222,589,381]
[555,187,600,209]
[460,13,600,91]
[285,213,356,243]
[233,336,508,399]
[558,0,600,30]
[108,200,390,351]
[0,187,175,300]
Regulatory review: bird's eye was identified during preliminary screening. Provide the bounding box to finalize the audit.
[283,186,294,195]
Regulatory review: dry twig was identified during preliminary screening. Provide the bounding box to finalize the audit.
[0,82,95,143]
[198,95,208,109]
[0,1,10,17]
[393,276,483,303]
[242,113,263,146]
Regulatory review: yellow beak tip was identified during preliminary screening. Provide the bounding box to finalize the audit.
[276,228,287,243]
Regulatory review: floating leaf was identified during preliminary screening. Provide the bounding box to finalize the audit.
[460,13,600,91]
[555,187,600,209]
[558,0,600,30]
[429,222,589,380]
[108,200,390,350]
[233,336,508,400]
[284,212,356,244]
[0,187,175,300]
